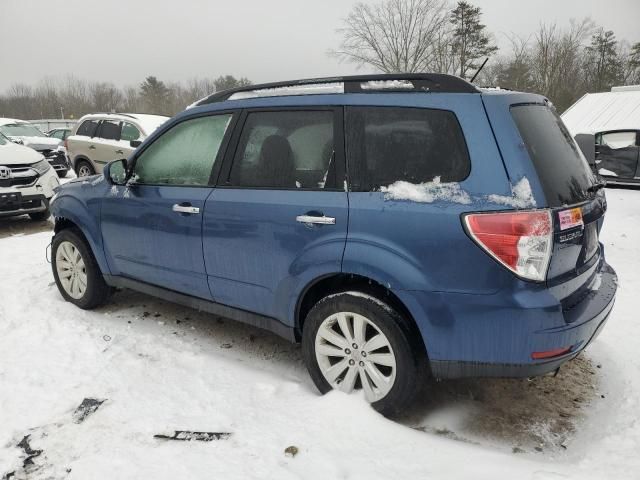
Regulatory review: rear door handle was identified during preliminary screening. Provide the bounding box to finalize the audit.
[173,204,200,214]
[88,145,96,150]
[115,149,124,155]
[296,215,336,225]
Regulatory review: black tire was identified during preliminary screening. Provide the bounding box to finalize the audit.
[51,228,111,309]
[57,169,69,178]
[75,159,95,177]
[29,209,50,221]
[302,291,424,417]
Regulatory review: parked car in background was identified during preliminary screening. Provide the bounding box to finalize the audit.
[66,113,169,177]
[0,118,70,177]
[562,85,640,186]
[47,127,72,141]
[50,74,616,416]
[0,132,59,220]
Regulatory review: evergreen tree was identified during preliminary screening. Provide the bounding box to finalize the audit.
[139,76,170,114]
[449,1,497,78]
[584,29,623,91]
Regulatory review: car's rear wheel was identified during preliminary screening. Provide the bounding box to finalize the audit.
[302,291,423,417]
[75,160,95,177]
[56,169,69,178]
[52,229,111,309]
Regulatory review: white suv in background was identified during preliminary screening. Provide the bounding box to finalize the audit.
[66,113,169,177]
[0,132,60,220]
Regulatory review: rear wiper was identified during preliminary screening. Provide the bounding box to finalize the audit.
[587,181,606,193]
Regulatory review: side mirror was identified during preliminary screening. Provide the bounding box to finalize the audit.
[574,134,596,167]
[130,140,142,148]
[104,158,128,185]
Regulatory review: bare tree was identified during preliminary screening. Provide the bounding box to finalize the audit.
[332,0,449,73]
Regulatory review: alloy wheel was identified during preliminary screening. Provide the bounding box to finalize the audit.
[55,241,87,299]
[314,311,397,402]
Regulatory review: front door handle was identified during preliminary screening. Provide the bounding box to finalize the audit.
[88,145,96,150]
[172,203,200,214]
[296,215,336,225]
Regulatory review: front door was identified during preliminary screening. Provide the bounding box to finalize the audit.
[595,130,640,179]
[101,112,235,299]
[203,108,348,321]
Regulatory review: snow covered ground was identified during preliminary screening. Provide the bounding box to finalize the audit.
[1,187,639,479]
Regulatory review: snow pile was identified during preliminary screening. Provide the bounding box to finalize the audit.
[380,177,472,204]
[1,190,640,479]
[599,168,618,177]
[487,177,537,208]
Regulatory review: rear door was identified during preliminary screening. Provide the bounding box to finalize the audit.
[93,119,124,171]
[101,112,235,299]
[595,130,640,179]
[68,118,100,168]
[202,108,348,321]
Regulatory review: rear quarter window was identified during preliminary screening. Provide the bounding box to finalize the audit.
[511,104,595,207]
[76,120,100,137]
[346,106,470,191]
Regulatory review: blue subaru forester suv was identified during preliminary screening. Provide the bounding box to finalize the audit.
[50,74,617,416]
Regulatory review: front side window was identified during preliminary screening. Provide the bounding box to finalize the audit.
[346,107,470,191]
[121,122,141,142]
[76,120,100,137]
[596,131,637,149]
[134,114,232,186]
[228,110,335,189]
[98,120,122,141]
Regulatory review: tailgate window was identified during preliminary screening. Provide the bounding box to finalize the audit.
[511,104,595,207]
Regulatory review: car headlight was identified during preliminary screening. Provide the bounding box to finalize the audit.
[32,159,52,174]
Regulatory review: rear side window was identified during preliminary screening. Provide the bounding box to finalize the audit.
[228,110,335,189]
[76,120,99,137]
[121,122,141,142]
[346,107,470,191]
[98,120,121,140]
[511,105,595,207]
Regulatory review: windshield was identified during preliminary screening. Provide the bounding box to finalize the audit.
[511,104,596,207]
[0,123,46,138]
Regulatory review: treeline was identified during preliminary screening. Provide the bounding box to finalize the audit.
[0,75,251,120]
[476,21,640,111]
[335,0,640,112]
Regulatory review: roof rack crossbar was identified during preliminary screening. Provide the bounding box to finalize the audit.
[195,73,479,106]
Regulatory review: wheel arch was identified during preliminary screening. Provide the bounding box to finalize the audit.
[52,200,109,275]
[294,273,427,357]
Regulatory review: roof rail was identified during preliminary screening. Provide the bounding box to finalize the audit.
[195,73,479,106]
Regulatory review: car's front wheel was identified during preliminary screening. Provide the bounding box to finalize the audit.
[52,229,111,309]
[302,291,423,416]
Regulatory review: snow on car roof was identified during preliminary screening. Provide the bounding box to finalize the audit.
[0,117,29,126]
[561,90,640,136]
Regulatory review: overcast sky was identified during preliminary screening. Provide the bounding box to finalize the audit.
[1,0,639,91]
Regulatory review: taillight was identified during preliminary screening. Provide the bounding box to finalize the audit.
[464,210,552,281]
[64,139,68,150]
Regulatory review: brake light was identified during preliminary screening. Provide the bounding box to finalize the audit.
[464,210,553,281]
[64,139,68,150]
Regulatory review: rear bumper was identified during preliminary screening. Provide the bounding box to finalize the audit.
[395,258,617,379]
